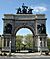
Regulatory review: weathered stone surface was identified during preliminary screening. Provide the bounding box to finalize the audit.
[2,14,48,52]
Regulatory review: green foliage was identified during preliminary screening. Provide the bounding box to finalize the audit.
[24,34,33,49]
[16,34,34,50]
[16,35,23,50]
[47,37,50,50]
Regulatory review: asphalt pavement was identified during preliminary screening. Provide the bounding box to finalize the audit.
[0,52,50,59]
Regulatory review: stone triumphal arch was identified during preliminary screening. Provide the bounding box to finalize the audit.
[2,4,48,52]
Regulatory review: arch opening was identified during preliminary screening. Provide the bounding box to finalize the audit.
[15,28,35,52]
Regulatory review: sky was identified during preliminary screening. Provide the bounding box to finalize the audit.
[16,28,32,36]
[0,0,50,37]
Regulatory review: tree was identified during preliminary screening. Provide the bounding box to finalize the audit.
[16,34,34,50]
[47,37,50,51]
[25,34,33,49]
[16,35,23,50]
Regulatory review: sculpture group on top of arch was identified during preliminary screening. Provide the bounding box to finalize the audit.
[17,3,33,14]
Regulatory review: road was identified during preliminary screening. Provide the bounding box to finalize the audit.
[0,55,50,59]
[0,53,50,59]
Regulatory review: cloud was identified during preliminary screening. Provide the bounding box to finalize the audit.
[33,6,47,13]
[48,34,50,38]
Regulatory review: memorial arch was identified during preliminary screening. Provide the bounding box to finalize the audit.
[2,14,48,52]
[2,4,49,52]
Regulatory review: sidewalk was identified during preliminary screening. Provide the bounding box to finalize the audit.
[11,52,44,56]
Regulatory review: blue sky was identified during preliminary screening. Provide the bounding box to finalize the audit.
[16,28,32,36]
[0,0,50,37]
